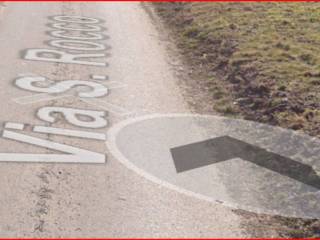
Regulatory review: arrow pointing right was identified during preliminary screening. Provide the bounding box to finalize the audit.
[171,136,320,191]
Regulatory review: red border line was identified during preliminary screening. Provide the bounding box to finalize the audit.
[0,0,318,239]
[1,0,318,1]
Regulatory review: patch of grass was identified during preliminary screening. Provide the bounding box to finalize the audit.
[154,2,320,138]
[214,98,237,115]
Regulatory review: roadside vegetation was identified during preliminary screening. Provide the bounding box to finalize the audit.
[154,2,320,138]
[153,2,320,238]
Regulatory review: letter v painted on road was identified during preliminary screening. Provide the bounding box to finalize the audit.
[0,129,105,163]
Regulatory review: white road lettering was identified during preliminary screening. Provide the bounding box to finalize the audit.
[53,15,100,24]
[91,75,108,80]
[49,30,105,40]
[0,129,105,163]
[48,39,106,51]
[50,22,102,32]
[4,122,25,130]
[37,106,108,129]
[15,76,109,98]
[24,48,107,66]
[33,126,106,140]
[5,14,113,163]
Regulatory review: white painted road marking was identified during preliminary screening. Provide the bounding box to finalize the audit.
[107,114,320,219]
[1,14,115,163]
[1,128,105,163]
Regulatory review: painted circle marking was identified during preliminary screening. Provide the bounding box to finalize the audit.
[107,113,320,219]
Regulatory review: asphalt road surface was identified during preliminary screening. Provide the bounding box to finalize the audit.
[0,2,249,238]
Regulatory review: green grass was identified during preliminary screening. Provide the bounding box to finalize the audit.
[155,2,320,137]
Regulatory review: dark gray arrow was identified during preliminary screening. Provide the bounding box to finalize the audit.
[170,136,320,190]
